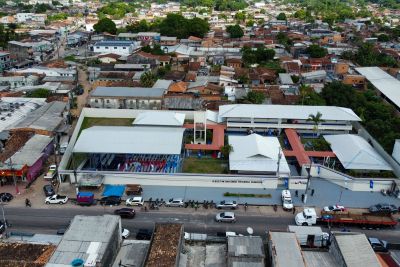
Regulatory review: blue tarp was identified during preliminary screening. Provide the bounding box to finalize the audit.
[102,185,126,197]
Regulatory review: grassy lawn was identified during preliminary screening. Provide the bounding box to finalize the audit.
[182,157,228,174]
[79,117,134,136]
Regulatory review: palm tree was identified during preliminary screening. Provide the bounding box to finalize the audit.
[220,144,234,159]
[307,112,324,137]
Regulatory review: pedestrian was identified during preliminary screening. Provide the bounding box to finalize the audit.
[301,194,304,202]
[311,189,315,196]
[244,202,248,212]
[295,190,298,197]
[292,207,296,214]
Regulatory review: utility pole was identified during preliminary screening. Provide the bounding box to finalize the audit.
[303,163,312,204]
[276,147,282,178]
[8,158,19,195]
[0,199,7,238]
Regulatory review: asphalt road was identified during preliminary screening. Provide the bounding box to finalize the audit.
[2,206,400,243]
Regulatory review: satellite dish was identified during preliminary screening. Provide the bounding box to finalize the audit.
[247,227,254,235]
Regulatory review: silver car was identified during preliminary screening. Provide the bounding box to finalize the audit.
[165,198,184,207]
[215,212,236,223]
[216,200,238,210]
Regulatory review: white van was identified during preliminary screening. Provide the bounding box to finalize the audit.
[281,190,293,211]
[59,135,69,154]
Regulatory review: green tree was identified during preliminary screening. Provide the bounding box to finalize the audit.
[307,112,324,137]
[220,144,233,158]
[306,44,328,58]
[140,71,157,87]
[26,88,51,98]
[245,91,265,104]
[377,34,390,42]
[234,11,246,22]
[276,12,287,20]
[246,19,255,27]
[226,24,244,38]
[93,18,117,34]
[159,14,209,39]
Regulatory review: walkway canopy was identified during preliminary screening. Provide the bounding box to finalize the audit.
[323,134,392,171]
[229,134,290,175]
[74,126,185,155]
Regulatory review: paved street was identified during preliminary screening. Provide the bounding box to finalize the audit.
[2,206,400,243]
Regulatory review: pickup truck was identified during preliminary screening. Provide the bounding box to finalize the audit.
[44,165,57,180]
[45,194,68,204]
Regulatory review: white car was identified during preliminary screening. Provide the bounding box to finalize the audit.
[126,196,144,206]
[121,228,130,239]
[323,205,346,212]
[45,194,68,204]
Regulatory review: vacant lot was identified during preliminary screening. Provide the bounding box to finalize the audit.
[183,157,228,174]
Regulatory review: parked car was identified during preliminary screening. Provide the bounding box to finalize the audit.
[368,237,388,252]
[43,185,55,197]
[369,203,398,214]
[323,205,346,212]
[114,208,135,219]
[122,228,130,239]
[126,196,144,206]
[215,212,236,223]
[100,196,121,206]
[216,200,238,210]
[136,229,152,240]
[45,194,68,205]
[0,192,13,202]
[76,192,96,206]
[281,190,293,211]
[165,198,184,207]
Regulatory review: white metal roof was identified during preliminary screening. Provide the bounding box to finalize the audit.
[218,104,361,122]
[133,111,185,127]
[334,233,380,267]
[228,134,290,174]
[269,232,306,267]
[7,134,52,166]
[356,67,400,109]
[323,134,392,170]
[74,126,184,155]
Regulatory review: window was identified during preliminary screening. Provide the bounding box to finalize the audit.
[106,100,110,103]
[105,47,109,49]
[114,47,117,49]
[94,99,98,103]
[96,46,100,49]
[123,47,126,49]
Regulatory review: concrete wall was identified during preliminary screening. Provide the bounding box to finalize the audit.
[302,164,395,192]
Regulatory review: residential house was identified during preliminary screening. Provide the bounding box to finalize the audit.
[91,40,140,56]
[0,74,39,89]
[8,40,53,62]
[0,52,11,71]
[160,36,178,46]
[226,58,242,69]
[342,74,366,88]
[14,66,77,78]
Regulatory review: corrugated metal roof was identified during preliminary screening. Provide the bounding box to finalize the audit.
[228,236,265,258]
[133,111,185,127]
[269,232,306,267]
[229,134,290,174]
[91,86,165,98]
[7,134,52,166]
[323,134,392,170]
[74,126,184,155]
[218,104,361,121]
[335,233,381,267]
[356,67,400,109]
